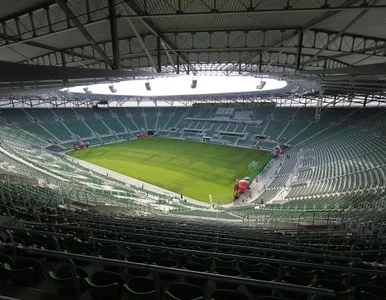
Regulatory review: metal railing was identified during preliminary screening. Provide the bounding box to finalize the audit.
[25,248,336,298]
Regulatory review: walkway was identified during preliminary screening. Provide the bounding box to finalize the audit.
[222,154,285,207]
[0,146,68,182]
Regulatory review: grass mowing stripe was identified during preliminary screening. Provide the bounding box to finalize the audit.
[68,138,271,204]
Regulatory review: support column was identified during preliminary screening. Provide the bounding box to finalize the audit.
[61,52,66,67]
[363,94,368,108]
[295,30,303,71]
[157,36,161,73]
[108,0,120,69]
[315,92,323,121]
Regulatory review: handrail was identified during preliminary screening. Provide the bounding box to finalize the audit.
[0,225,362,262]
[38,220,349,257]
[26,248,335,298]
[14,207,382,241]
[69,212,301,237]
[90,237,386,276]
[61,221,342,254]
[21,215,302,242]
[38,212,299,242]
[8,207,386,248]
[297,210,344,227]
[18,223,361,262]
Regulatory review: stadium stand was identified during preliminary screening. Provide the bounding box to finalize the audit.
[1,105,385,231]
[0,193,384,299]
[0,81,386,300]
[3,107,383,151]
[2,0,386,299]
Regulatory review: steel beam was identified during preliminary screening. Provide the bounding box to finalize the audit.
[0,32,97,63]
[61,50,330,73]
[241,0,362,65]
[295,30,303,71]
[85,0,91,22]
[301,61,386,75]
[321,80,386,87]
[61,52,67,67]
[0,26,298,52]
[108,0,120,69]
[3,24,385,59]
[0,60,154,82]
[123,0,195,74]
[301,1,378,67]
[0,18,109,51]
[29,12,37,37]
[0,1,56,23]
[322,84,384,92]
[162,41,177,73]
[6,24,382,70]
[7,46,36,65]
[1,1,386,26]
[322,84,385,92]
[125,18,157,71]
[307,40,386,65]
[310,28,386,45]
[118,4,386,19]
[157,36,162,73]
[54,0,114,69]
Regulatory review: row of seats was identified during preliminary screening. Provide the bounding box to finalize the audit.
[1,107,375,149]
[0,191,384,299]
[249,110,386,213]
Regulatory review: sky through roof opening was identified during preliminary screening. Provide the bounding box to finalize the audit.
[64,76,287,96]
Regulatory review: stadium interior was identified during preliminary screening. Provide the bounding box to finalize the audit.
[0,0,386,300]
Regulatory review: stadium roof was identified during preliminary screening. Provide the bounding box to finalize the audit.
[1,0,386,105]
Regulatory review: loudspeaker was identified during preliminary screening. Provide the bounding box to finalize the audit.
[145,82,151,91]
[256,81,266,90]
[191,79,197,89]
[109,85,117,93]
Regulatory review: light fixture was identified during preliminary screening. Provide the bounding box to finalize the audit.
[83,87,92,94]
[256,80,266,90]
[109,85,117,93]
[191,79,197,89]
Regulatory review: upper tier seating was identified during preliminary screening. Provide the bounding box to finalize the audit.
[3,107,380,151]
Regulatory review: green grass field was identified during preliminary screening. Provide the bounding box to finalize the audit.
[68,138,271,204]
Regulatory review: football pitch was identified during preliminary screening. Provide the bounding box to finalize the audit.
[68,138,271,204]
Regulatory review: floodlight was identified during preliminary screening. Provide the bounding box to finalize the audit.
[109,85,117,93]
[256,81,266,90]
[191,79,197,89]
[83,87,92,94]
